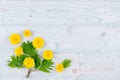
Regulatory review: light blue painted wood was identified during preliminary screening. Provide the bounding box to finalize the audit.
[0,0,120,80]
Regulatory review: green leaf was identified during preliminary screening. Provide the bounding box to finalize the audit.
[38,59,54,73]
[21,41,37,57]
[33,54,41,69]
[19,55,26,65]
[62,59,71,68]
[8,55,24,68]
[8,61,16,68]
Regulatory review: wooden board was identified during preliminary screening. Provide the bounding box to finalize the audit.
[0,0,120,80]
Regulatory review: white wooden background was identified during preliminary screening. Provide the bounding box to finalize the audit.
[0,0,120,80]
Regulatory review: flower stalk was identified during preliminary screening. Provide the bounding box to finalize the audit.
[26,69,32,78]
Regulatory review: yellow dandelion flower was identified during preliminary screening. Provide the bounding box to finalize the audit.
[9,33,21,45]
[32,37,44,48]
[23,57,35,69]
[23,30,32,37]
[56,64,64,72]
[14,46,23,56]
[43,50,54,60]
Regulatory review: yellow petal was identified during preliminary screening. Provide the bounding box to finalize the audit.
[14,46,23,56]
[23,30,32,37]
[32,37,45,48]
[56,64,64,72]
[9,33,21,45]
[23,57,35,69]
[43,50,54,60]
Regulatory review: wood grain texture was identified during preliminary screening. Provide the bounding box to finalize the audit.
[0,0,120,80]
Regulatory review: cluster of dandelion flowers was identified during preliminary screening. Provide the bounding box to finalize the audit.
[8,29,71,78]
